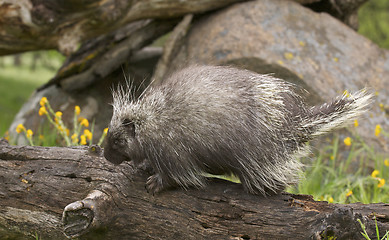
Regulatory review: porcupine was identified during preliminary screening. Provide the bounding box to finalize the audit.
[103,65,372,195]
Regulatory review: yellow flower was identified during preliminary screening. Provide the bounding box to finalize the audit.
[65,128,70,136]
[354,120,358,127]
[16,124,26,133]
[39,135,44,140]
[379,103,385,112]
[84,129,93,141]
[346,190,353,197]
[56,124,64,133]
[343,137,352,146]
[384,159,389,167]
[38,106,47,116]
[330,155,334,160]
[328,197,334,203]
[71,133,79,144]
[80,118,89,127]
[55,111,63,118]
[26,129,33,138]
[378,178,385,188]
[4,131,10,141]
[284,52,294,60]
[75,106,81,115]
[371,170,379,178]
[39,97,48,107]
[80,135,87,145]
[375,125,381,137]
[333,57,339,62]
[103,128,108,134]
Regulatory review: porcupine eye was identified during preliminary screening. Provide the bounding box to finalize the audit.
[122,119,136,137]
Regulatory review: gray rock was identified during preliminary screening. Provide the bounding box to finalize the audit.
[169,0,389,151]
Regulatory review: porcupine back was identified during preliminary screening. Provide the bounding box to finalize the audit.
[111,65,372,195]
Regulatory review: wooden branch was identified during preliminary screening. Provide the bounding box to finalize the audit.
[38,19,178,92]
[0,139,388,239]
[0,0,368,56]
[0,0,245,56]
[152,14,193,86]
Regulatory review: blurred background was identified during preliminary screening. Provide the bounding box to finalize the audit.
[0,0,388,137]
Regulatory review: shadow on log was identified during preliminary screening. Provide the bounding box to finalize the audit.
[0,138,388,239]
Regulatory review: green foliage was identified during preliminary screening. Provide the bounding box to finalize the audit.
[357,217,389,240]
[15,97,108,147]
[0,51,64,135]
[358,0,389,49]
[287,125,389,204]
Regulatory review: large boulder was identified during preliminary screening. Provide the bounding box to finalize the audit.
[168,0,389,150]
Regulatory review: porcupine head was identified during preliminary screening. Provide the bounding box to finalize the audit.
[104,65,373,196]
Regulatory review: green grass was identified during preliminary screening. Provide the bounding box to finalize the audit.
[358,0,389,49]
[0,52,62,136]
[287,129,389,204]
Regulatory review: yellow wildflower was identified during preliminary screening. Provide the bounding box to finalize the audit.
[38,106,47,116]
[346,190,353,197]
[65,128,70,136]
[55,111,63,118]
[75,106,81,115]
[16,124,26,133]
[80,135,87,145]
[84,129,93,141]
[354,120,358,127]
[71,133,79,144]
[80,118,89,127]
[379,103,384,112]
[299,41,306,47]
[343,137,352,146]
[4,131,10,141]
[378,178,385,188]
[333,57,339,62]
[328,197,334,203]
[103,128,108,134]
[26,129,33,138]
[384,159,389,167]
[39,135,44,140]
[330,155,334,160]
[284,52,294,60]
[375,124,381,137]
[39,97,48,107]
[57,124,64,133]
[371,170,379,178]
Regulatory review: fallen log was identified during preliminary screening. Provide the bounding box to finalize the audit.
[0,0,367,56]
[0,139,388,239]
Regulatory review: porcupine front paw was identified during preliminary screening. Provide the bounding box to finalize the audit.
[146,173,167,194]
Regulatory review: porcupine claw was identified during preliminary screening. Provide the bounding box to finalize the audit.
[146,173,166,195]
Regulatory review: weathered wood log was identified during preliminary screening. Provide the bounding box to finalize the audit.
[0,0,368,56]
[0,0,245,56]
[38,19,178,92]
[0,139,388,239]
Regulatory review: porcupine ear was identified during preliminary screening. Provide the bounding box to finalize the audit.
[122,118,136,137]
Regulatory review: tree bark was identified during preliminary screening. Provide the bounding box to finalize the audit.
[0,0,245,56]
[0,0,368,56]
[0,139,388,240]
